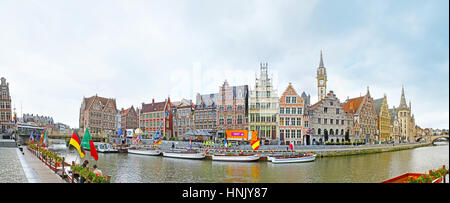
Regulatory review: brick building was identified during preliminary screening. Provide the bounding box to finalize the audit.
[0,77,13,133]
[120,106,138,130]
[79,95,117,135]
[140,98,173,139]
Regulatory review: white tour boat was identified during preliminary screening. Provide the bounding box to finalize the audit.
[269,153,317,164]
[94,143,118,153]
[128,149,161,156]
[212,154,260,162]
[162,150,206,159]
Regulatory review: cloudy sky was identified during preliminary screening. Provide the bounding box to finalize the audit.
[0,0,448,129]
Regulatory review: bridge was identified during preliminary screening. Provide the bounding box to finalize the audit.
[415,134,448,143]
[430,134,449,144]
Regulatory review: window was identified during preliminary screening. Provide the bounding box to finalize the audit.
[286,97,291,103]
[330,102,333,106]
[280,117,285,126]
[280,129,285,139]
[292,108,296,114]
[291,117,295,126]
[304,121,309,128]
[227,115,232,124]
[285,118,289,126]
[318,128,321,135]
[237,105,243,111]
[237,115,243,124]
[318,118,321,124]
[298,108,303,114]
[280,107,285,114]
[336,108,340,114]
[286,129,290,138]
[330,119,333,124]
[297,130,302,138]
[324,119,327,124]
[227,105,232,112]
[219,115,224,125]
[250,113,255,122]
[286,108,290,114]
[220,105,224,112]
[297,117,301,126]
[324,107,328,113]
[292,97,297,104]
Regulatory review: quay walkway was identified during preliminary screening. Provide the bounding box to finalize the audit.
[0,137,65,183]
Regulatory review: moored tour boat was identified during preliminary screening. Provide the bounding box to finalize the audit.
[212,154,260,162]
[94,143,118,153]
[269,153,316,164]
[128,149,161,156]
[162,150,206,160]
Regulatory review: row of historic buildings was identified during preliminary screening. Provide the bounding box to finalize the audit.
[78,52,424,144]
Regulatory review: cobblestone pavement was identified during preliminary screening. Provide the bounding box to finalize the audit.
[0,148,28,183]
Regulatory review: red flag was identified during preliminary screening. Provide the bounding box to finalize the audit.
[289,142,294,151]
[89,140,98,161]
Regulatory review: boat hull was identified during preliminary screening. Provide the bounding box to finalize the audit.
[163,152,205,159]
[212,155,260,162]
[128,149,161,156]
[270,155,316,164]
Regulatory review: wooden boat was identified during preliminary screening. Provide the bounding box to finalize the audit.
[212,154,260,162]
[163,150,206,159]
[128,149,161,156]
[269,153,316,164]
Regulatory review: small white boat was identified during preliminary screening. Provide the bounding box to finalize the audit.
[212,154,260,162]
[128,149,161,156]
[269,154,316,164]
[95,143,118,153]
[163,151,206,159]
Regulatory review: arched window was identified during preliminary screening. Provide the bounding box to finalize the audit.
[318,128,321,135]
[330,129,334,135]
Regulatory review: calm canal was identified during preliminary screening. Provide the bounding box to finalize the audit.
[51,141,449,183]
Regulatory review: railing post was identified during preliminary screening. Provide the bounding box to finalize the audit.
[71,161,75,183]
[62,157,65,178]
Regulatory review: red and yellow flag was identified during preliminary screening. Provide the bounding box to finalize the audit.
[69,133,85,158]
[251,139,260,150]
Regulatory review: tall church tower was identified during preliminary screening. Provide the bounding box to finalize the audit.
[317,51,327,101]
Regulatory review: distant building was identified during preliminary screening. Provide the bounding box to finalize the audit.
[194,93,218,138]
[341,88,378,144]
[216,80,249,137]
[249,62,279,144]
[172,99,195,139]
[308,91,353,144]
[120,106,138,130]
[140,98,173,139]
[389,86,416,142]
[373,94,391,143]
[279,83,307,145]
[0,77,13,132]
[79,95,117,135]
[22,113,54,127]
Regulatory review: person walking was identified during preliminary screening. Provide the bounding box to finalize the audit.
[172,142,175,152]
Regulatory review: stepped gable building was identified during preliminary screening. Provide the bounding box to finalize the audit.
[216,80,249,136]
[194,93,218,137]
[140,97,173,139]
[279,83,308,145]
[341,87,378,144]
[308,91,353,145]
[79,94,117,135]
[172,98,194,139]
[389,86,416,143]
[120,106,138,130]
[249,62,279,144]
[373,94,391,143]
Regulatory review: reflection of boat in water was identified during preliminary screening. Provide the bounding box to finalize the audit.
[94,142,118,153]
[212,154,260,162]
[268,153,316,164]
[163,150,205,159]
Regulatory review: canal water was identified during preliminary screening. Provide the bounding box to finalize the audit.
[50,141,449,183]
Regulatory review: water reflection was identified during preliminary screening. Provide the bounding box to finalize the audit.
[49,142,448,183]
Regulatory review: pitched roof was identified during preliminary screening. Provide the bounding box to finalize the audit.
[82,95,116,112]
[373,98,384,115]
[141,101,167,113]
[341,96,364,115]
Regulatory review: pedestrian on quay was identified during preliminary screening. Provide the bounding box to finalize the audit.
[93,165,103,176]
[172,142,175,152]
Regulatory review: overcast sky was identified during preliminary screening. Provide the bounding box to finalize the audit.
[1,0,448,129]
